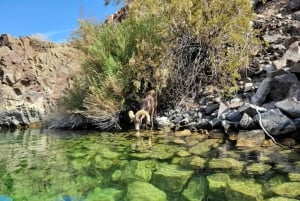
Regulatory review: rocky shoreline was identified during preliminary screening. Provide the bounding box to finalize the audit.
[1,0,300,149]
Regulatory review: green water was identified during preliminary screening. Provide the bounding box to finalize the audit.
[0,129,300,201]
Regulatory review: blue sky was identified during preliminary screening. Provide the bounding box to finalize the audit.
[0,0,123,43]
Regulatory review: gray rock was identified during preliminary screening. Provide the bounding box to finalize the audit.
[156,116,175,128]
[171,116,183,124]
[263,33,285,44]
[244,82,254,92]
[272,60,287,69]
[205,103,219,115]
[179,117,191,126]
[283,41,300,63]
[287,0,300,11]
[289,62,300,74]
[240,113,257,129]
[288,82,300,100]
[225,111,242,122]
[196,118,211,129]
[267,68,288,77]
[294,118,300,129]
[292,10,300,20]
[276,98,300,118]
[251,77,273,105]
[210,118,222,128]
[270,74,299,101]
[238,103,267,117]
[256,109,296,135]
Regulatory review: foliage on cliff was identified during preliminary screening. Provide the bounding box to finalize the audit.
[69,0,259,129]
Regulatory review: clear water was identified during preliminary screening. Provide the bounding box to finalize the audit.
[0,129,299,201]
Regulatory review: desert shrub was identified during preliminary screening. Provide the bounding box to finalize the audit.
[127,0,260,102]
[69,0,260,126]
[70,14,169,129]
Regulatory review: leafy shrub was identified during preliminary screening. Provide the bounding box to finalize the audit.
[70,0,260,123]
[127,0,260,99]
[70,14,168,121]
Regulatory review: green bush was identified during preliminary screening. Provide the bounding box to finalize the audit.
[69,0,260,118]
[71,15,168,115]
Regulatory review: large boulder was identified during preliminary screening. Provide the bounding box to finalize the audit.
[256,109,296,135]
[275,98,300,118]
[251,77,273,106]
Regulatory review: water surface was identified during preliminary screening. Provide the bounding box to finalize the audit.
[0,129,300,201]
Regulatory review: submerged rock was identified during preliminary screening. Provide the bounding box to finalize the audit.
[225,179,263,201]
[152,163,194,193]
[111,170,122,182]
[208,158,244,175]
[188,139,222,157]
[288,173,300,181]
[179,156,207,170]
[207,173,230,201]
[120,160,156,183]
[86,187,122,201]
[126,181,167,201]
[265,197,299,201]
[130,144,180,160]
[271,182,300,198]
[182,176,207,201]
[236,130,265,148]
[246,163,272,175]
[94,156,113,170]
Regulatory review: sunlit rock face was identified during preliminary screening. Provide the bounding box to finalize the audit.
[0,34,84,127]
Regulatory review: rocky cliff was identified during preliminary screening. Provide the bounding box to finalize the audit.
[0,34,84,128]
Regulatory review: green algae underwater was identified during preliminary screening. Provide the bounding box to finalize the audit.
[0,129,300,201]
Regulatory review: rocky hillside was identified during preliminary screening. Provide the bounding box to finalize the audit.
[0,34,84,127]
[154,0,300,148]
